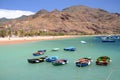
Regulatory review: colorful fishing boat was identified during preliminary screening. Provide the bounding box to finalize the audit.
[33,51,44,56]
[38,50,46,52]
[96,56,111,66]
[64,47,76,51]
[33,49,46,56]
[52,59,68,66]
[75,57,92,67]
[27,56,48,63]
[45,56,58,62]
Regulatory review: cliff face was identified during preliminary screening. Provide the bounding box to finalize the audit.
[0,5,120,35]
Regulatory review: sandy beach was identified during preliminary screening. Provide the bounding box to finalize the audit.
[1,34,118,45]
[0,35,80,45]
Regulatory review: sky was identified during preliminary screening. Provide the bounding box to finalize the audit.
[0,0,120,19]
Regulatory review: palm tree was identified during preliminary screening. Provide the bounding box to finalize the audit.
[0,30,6,37]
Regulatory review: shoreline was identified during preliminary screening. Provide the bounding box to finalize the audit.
[0,35,80,45]
[0,34,119,45]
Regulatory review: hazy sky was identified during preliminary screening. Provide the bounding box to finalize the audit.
[0,0,120,18]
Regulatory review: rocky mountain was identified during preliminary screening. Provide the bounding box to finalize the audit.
[0,18,12,22]
[0,5,120,35]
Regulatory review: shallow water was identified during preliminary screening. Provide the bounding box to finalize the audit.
[0,36,120,80]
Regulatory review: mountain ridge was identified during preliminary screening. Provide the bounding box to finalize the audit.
[0,5,120,36]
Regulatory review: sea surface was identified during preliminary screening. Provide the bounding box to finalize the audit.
[0,36,120,80]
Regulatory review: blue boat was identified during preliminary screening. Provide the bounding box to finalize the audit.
[38,50,46,52]
[101,36,115,42]
[45,56,58,62]
[112,35,120,39]
[33,51,44,56]
[32,49,46,56]
[64,47,76,51]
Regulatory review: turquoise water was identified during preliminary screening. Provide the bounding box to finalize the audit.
[0,36,120,80]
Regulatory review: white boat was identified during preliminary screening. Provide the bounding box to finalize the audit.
[80,41,86,44]
[52,48,60,51]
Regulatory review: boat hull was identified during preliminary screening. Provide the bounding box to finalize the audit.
[27,56,48,63]
[102,40,115,42]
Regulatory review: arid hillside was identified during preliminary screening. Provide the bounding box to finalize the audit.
[0,5,120,36]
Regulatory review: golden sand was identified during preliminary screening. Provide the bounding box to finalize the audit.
[0,35,79,45]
